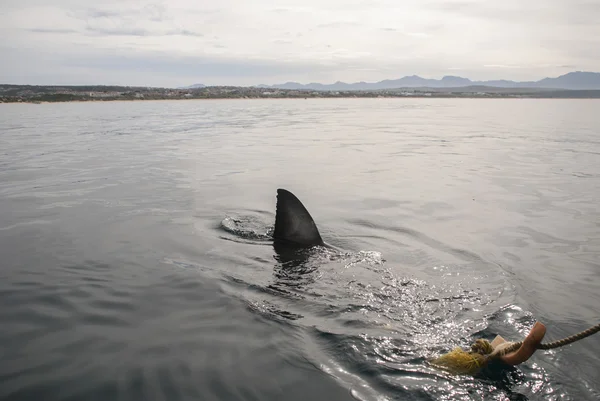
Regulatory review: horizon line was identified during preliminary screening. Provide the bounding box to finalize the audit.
[1,70,599,89]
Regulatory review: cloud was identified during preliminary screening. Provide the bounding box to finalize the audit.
[28,28,78,34]
[484,64,523,69]
[317,21,362,28]
[0,0,598,86]
[84,26,203,37]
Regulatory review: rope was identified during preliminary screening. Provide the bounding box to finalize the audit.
[430,322,600,375]
[492,322,600,356]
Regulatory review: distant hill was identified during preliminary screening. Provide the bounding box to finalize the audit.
[252,71,600,91]
[179,83,205,89]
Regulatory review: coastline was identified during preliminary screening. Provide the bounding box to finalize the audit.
[3,94,600,104]
[2,83,600,104]
[2,95,600,104]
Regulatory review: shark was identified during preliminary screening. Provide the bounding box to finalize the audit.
[273,188,328,249]
[271,188,331,269]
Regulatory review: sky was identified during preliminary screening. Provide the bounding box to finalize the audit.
[1,0,599,87]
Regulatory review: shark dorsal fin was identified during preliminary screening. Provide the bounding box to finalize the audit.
[274,188,324,247]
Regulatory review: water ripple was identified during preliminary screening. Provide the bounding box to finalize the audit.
[1,99,598,401]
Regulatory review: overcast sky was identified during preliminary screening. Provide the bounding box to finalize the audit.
[1,0,599,87]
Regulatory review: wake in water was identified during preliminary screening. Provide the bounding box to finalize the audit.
[216,211,559,401]
[220,215,275,243]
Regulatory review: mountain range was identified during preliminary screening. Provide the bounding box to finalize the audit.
[247,71,600,91]
[180,83,206,89]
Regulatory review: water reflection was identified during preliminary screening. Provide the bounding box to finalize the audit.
[272,242,320,287]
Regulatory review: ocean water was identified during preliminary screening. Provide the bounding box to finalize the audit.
[0,98,598,401]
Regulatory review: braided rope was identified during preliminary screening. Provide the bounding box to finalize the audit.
[488,322,600,360]
[538,322,600,349]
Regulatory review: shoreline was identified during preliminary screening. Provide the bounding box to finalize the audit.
[3,84,600,103]
[3,94,600,104]
[3,84,600,104]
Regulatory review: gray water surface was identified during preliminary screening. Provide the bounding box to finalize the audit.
[1,99,599,401]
